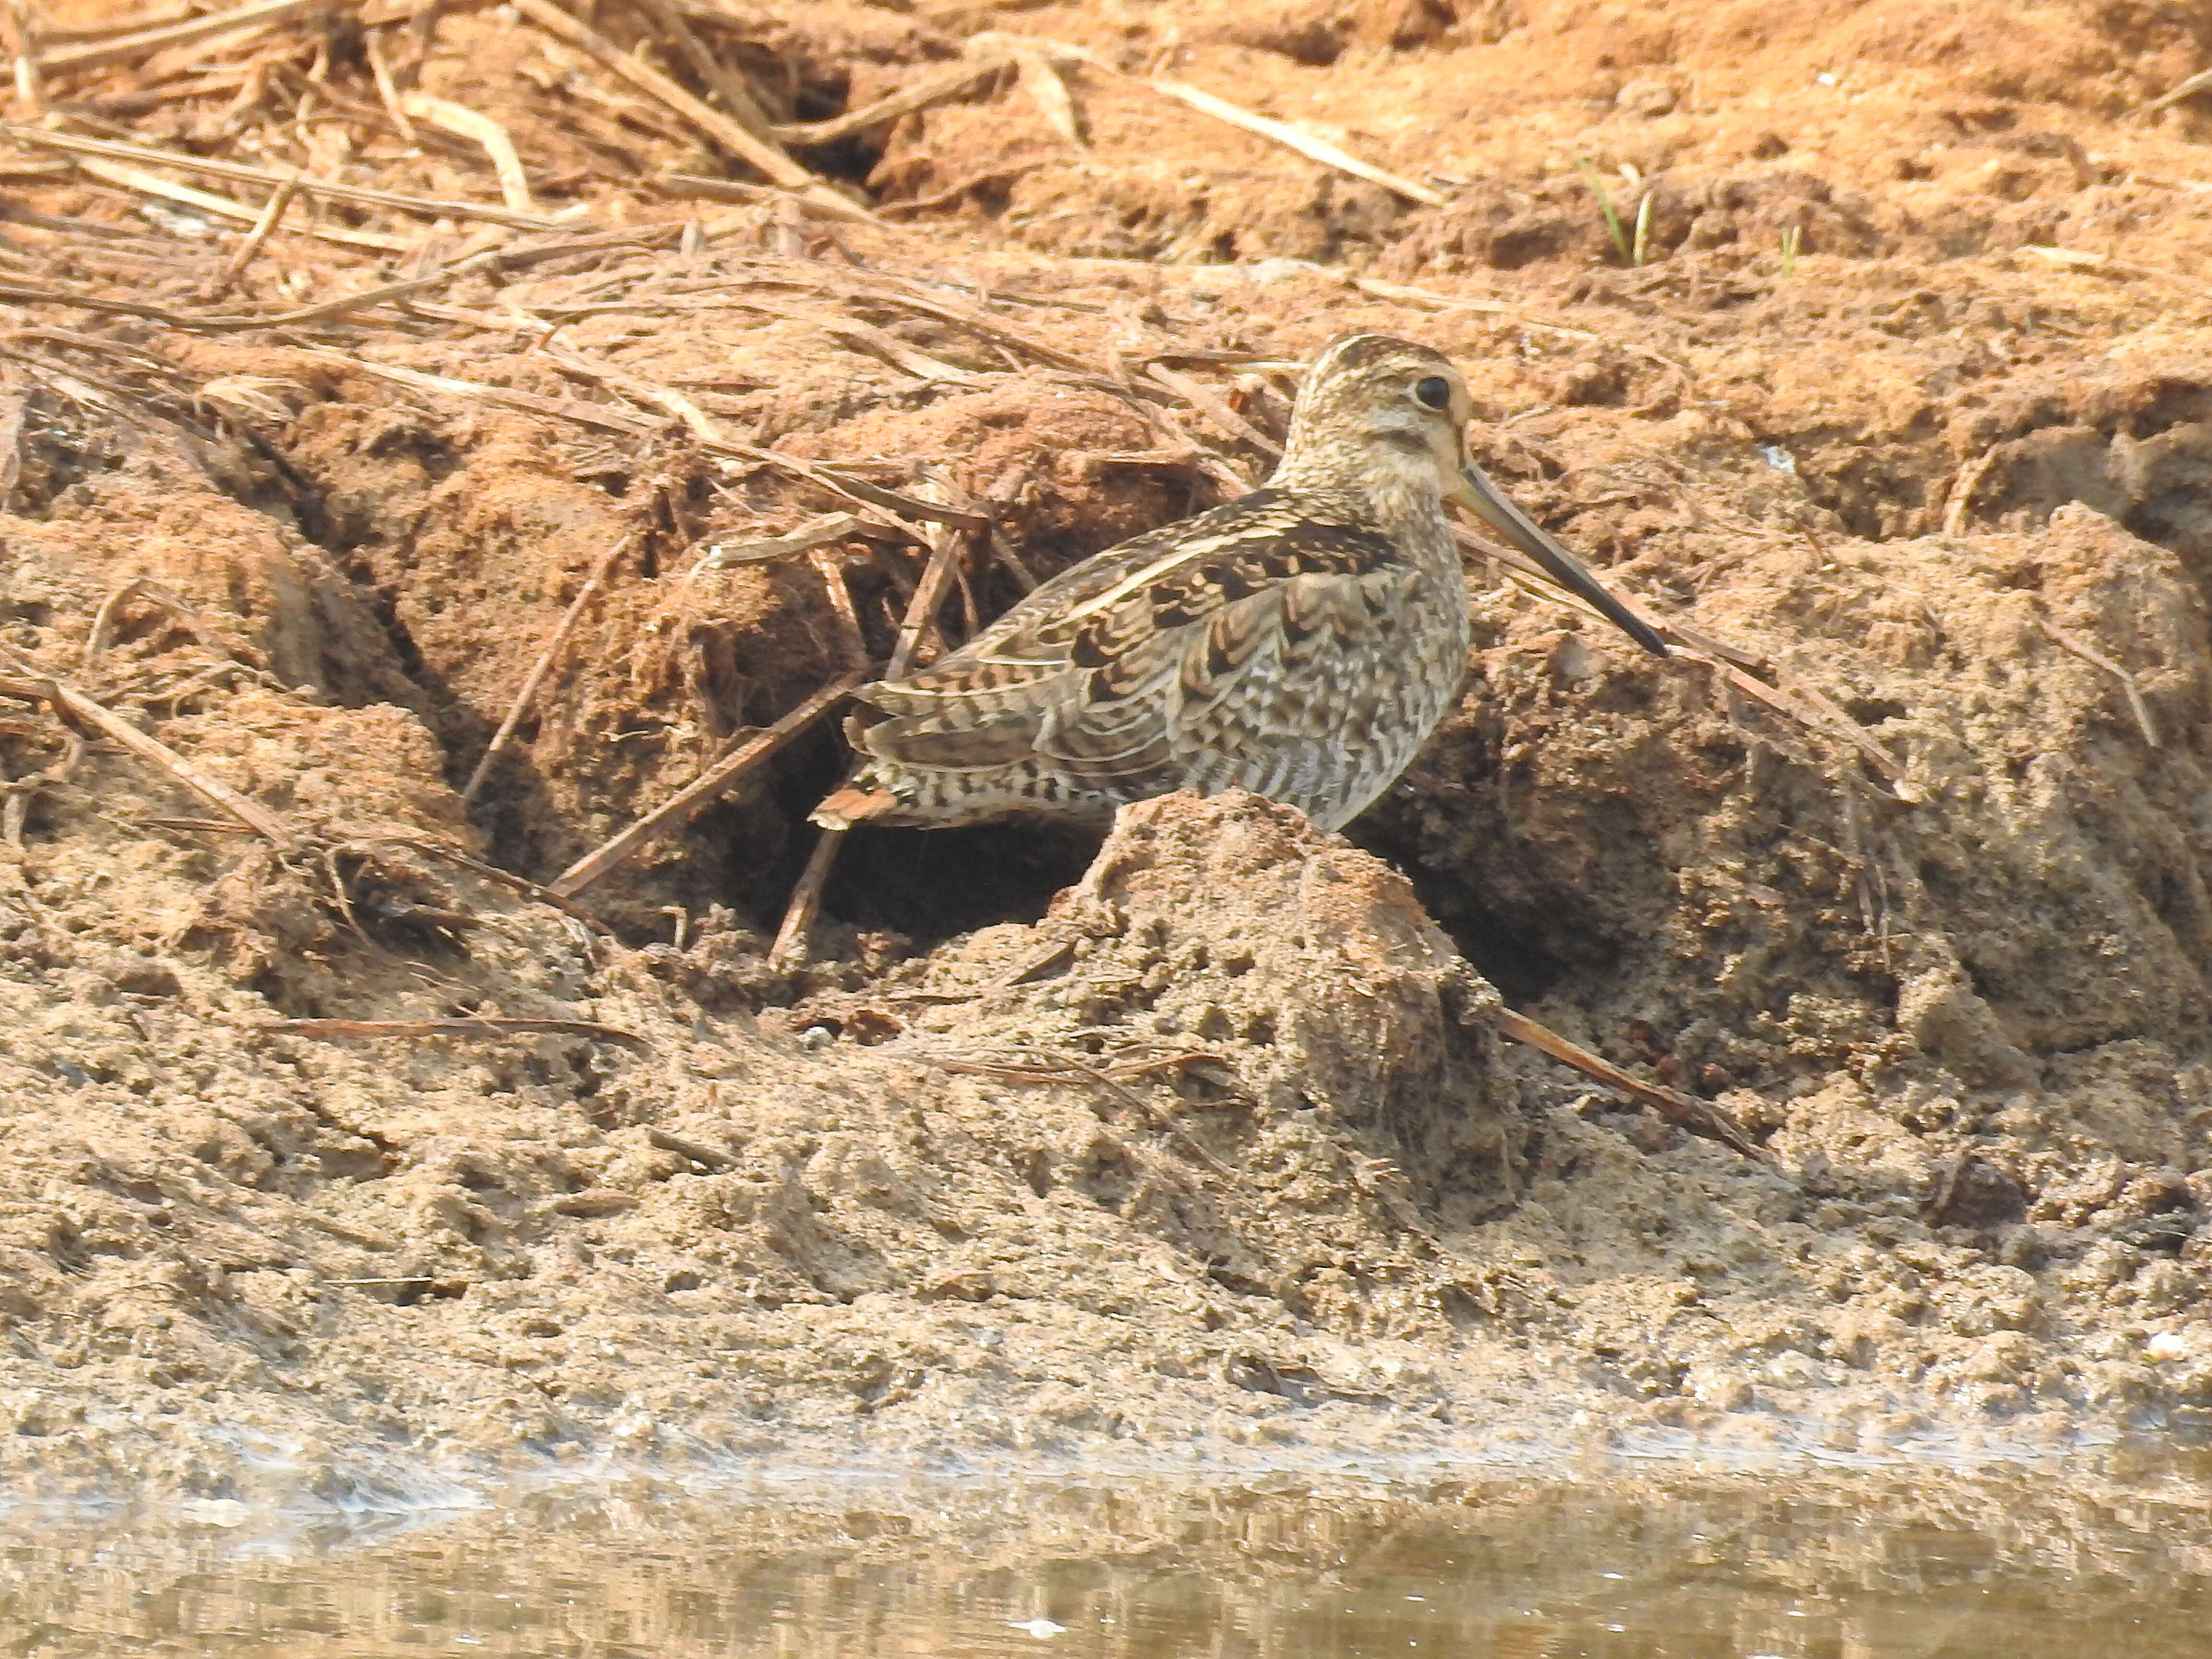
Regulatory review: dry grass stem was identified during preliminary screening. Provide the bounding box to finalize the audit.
[2141,66,2212,116]
[1009,40,1084,147]
[70,154,411,252]
[667,174,876,221]
[0,227,661,337]
[541,345,728,439]
[900,1044,1239,1179]
[460,531,636,807]
[0,121,566,230]
[809,547,872,670]
[1008,39,1447,209]
[83,576,227,666]
[627,0,782,144]
[884,487,975,678]
[508,0,870,224]
[775,55,1005,147]
[824,316,992,386]
[363,24,414,140]
[1687,649,1920,804]
[378,834,610,934]
[768,822,843,969]
[1763,661,1918,795]
[548,671,866,898]
[1146,362,1281,455]
[1142,76,1447,207]
[2042,620,2161,748]
[1495,1007,1762,1159]
[400,93,536,215]
[260,1017,648,1047]
[1460,517,1917,803]
[322,348,969,529]
[772,483,974,966]
[1940,449,2001,535]
[314,351,656,436]
[200,172,300,299]
[1351,276,1511,313]
[0,645,291,845]
[6,0,43,117]
[34,0,323,74]
[38,4,197,44]
[688,513,866,578]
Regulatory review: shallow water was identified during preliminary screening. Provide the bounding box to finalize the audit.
[5,1448,2211,1658]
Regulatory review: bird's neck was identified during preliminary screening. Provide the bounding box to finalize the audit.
[1267,441,1447,534]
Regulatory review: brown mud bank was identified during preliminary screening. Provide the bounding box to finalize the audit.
[2,0,2212,1503]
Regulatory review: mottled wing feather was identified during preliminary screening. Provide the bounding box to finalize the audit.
[855,499,1284,721]
[1159,566,1422,806]
[853,490,1419,793]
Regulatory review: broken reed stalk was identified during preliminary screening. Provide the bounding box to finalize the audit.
[1142,76,1448,208]
[260,1016,648,1048]
[626,0,784,145]
[506,0,872,224]
[0,645,290,844]
[34,0,323,74]
[460,531,635,807]
[70,154,410,252]
[382,834,612,934]
[1021,39,1444,208]
[201,172,300,300]
[399,93,536,216]
[1146,362,1281,455]
[5,0,42,118]
[2041,619,2161,748]
[0,228,671,335]
[547,672,867,899]
[0,121,566,230]
[1494,1006,1763,1160]
[769,506,971,967]
[2140,66,2212,117]
[774,55,1005,147]
[767,825,844,970]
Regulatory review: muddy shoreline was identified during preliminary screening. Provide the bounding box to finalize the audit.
[3,0,2212,1505]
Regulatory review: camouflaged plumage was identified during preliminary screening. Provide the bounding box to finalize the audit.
[813,335,1512,832]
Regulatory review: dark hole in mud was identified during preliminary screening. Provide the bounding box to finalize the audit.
[825,821,1101,942]
[249,965,317,1020]
[743,729,1100,946]
[794,132,891,194]
[1348,823,1585,1005]
[1847,696,1909,726]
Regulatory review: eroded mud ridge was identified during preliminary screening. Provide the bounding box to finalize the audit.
[1,0,2212,1499]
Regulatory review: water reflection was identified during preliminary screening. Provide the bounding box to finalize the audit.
[3,1447,2209,1657]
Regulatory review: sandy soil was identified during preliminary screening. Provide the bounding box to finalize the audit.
[2,0,2212,1504]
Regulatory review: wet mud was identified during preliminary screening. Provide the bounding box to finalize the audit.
[1,0,2212,1504]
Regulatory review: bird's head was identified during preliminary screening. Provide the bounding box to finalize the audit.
[1279,333,1668,657]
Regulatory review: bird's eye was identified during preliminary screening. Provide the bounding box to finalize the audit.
[1413,375,1452,411]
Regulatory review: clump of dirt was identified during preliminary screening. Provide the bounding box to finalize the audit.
[1,0,2211,1503]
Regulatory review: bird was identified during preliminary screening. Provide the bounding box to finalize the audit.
[811,333,1667,835]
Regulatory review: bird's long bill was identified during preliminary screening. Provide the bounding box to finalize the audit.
[1452,461,1669,657]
